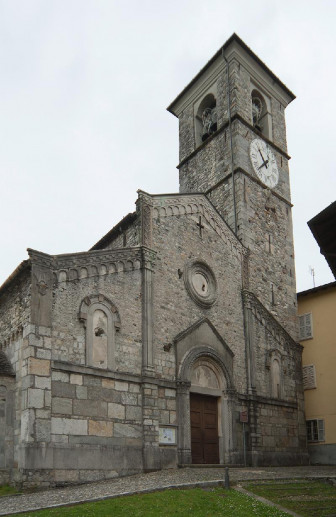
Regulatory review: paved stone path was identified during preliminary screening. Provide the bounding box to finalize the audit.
[1,465,336,515]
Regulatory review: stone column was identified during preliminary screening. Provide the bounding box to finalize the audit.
[29,249,53,331]
[242,291,256,395]
[137,192,156,377]
[141,249,156,377]
[142,382,161,472]
[176,381,191,465]
[19,251,53,478]
[221,388,236,464]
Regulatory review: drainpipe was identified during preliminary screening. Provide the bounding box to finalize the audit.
[222,48,237,235]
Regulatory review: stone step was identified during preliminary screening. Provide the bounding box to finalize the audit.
[178,464,245,468]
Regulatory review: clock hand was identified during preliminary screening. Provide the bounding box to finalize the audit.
[258,159,269,170]
[258,148,269,168]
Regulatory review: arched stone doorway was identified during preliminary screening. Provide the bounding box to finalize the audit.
[190,357,227,464]
[174,319,236,465]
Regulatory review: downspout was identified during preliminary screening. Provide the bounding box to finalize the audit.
[222,48,237,235]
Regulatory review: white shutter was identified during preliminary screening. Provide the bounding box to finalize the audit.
[318,419,325,441]
[299,313,313,340]
[302,365,316,390]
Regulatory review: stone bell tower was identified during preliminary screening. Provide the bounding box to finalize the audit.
[167,34,298,340]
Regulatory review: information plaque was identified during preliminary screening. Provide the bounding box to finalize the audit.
[159,427,176,445]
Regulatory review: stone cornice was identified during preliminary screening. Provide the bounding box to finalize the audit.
[237,392,298,409]
[205,167,293,208]
[54,247,142,270]
[177,113,291,170]
[26,246,157,284]
[51,360,176,388]
[141,247,156,271]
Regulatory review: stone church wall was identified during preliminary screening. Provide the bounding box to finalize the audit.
[51,268,142,373]
[15,252,146,486]
[0,268,31,350]
[0,378,15,478]
[46,369,143,484]
[254,400,306,466]
[0,269,32,483]
[152,208,247,391]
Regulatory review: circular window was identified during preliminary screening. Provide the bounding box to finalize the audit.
[184,260,217,308]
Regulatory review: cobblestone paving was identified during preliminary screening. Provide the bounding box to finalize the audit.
[1,466,336,515]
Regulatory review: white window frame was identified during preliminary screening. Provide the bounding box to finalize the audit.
[299,313,313,340]
[306,419,325,442]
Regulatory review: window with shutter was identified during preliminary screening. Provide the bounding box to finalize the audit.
[299,313,313,340]
[302,364,316,390]
[306,419,325,442]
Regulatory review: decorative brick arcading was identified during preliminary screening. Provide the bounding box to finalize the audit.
[151,193,246,260]
[242,290,301,350]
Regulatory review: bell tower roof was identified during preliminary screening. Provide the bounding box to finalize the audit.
[167,33,295,118]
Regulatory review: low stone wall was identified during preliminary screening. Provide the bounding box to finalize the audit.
[309,444,336,465]
[0,469,10,485]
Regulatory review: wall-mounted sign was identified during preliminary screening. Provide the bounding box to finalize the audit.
[159,427,176,445]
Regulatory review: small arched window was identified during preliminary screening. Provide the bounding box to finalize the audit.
[271,357,281,398]
[79,295,120,370]
[195,93,217,147]
[251,89,271,139]
[266,349,283,399]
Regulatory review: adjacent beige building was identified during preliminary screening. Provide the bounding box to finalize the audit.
[298,281,336,464]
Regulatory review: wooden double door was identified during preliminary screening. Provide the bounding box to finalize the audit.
[190,393,219,464]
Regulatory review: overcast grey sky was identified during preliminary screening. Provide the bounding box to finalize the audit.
[0,0,335,292]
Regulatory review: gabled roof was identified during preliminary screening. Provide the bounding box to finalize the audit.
[308,201,336,279]
[0,260,30,299]
[297,280,336,298]
[167,33,295,116]
[90,212,137,251]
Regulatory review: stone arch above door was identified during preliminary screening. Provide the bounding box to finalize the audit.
[174,318,234,389]
[191,357,225,391]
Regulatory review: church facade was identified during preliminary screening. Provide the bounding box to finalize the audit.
[0,34,308,487]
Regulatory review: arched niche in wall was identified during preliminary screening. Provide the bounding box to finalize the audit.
[194,90,217,148]
[79,294,120,370]
[266,349,283,399]
[251,86,272,140]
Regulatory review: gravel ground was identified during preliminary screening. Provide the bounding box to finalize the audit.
[1,465,336,516]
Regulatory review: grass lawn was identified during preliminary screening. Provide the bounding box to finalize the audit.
[246,479,336,517]
[16,487,290,516]
[0,484,20,497]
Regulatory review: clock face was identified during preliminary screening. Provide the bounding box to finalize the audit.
[250,138,279,189]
